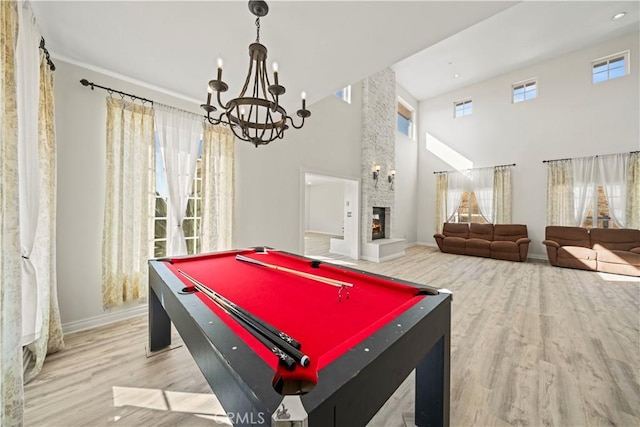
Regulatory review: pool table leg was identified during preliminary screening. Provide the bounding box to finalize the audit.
[149,285,172,352]
[415,334,450,427]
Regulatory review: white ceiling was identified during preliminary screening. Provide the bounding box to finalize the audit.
[32,1,639,109]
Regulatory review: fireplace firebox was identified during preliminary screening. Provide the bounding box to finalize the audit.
[372,207,386,240]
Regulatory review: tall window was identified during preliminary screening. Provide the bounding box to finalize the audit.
[454,99,472,118]
[397,98,413,138]
[592,51,629,84]
[334,85,351,104]
[153,138,203,257]
[512,79,537,103]
[452,192,487,224]
[582,186,618,229]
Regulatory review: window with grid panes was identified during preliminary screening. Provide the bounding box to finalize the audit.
[397,99,413,138]
[454,99,472,118]
[592,51,629,84]
[512,79,537,103]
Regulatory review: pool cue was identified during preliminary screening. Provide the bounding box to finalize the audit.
[235,254,354,289]
[178,269,301,349]
[177,270,310,368]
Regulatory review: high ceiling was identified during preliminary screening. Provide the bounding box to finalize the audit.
[32,1,639,108]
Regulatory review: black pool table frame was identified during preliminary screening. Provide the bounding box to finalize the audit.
[149,249,451,427]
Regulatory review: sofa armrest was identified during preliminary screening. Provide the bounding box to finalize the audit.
[433,233,445,252]
[631,247,640,254]
[542,240,560,248]
[515,237,531,245]
[542,240,560,265]
[516,238,530,261]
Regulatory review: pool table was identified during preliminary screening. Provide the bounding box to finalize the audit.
[149,248,451,426]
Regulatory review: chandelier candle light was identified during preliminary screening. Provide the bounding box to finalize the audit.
[201,0,311,147]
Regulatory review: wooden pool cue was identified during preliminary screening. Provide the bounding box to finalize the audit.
[177,270,309,368]
[235,254,354,289]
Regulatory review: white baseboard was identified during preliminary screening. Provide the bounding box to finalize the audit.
[362,252,406,263]
[417,241,438,248]
[62,304,148,335]
[527,253,548,261]
[404,241,417,249]
[304,230,343,236]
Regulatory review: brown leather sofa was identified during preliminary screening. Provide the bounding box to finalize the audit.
[543,226,640,276]
[434,223,530,262]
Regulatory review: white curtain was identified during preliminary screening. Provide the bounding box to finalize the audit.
[468,168,493,223]
[572,157,597,226]
[201,123,235,252]
[546,160,574,226]
[626,152,640,229]
[493,167,512,224]
[102,98,154,308]
[435,173,447,233]
[16,0,41,346]
[1,2,24,425]
[154,105,202,256]
[598,153,628,228]
[446,171,467,222]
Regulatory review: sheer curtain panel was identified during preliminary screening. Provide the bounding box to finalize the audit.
[626,152,640,229]
[468,168,493,223]
[16,0,41,346]
[154,105,202,256]
[102,98,154,308]
[572,157,597,226]
[546,160,574,226]
[598,153,628,228]
[493,167,512,224]
[24,51,64,382]
[201,123,235,252]
[435,173,447,233]
[446,171,467,223]
[1,2,24,425]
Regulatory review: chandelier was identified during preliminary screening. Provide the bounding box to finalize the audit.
[201,0,311,147]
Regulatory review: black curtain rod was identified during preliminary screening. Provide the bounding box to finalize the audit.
[40,37,55,71]
[80,79,154,105]
[433,163,516,174]
[542,150,639,163]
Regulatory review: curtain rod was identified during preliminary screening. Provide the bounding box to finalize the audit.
[40,37,55,71]
[79,79,204,119]
[433,163,515,174]
[542,150,639,163]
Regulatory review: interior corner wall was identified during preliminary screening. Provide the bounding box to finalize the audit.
[234,84,362,253]
[416,31,640,257]
[54,60,203,329]
[361,68,396,245]
[395,84,419,245]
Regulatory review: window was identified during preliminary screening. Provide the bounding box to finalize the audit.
[512,79,537,103]
[397,98,414,138]
[581,186,619,229]
[592,51,629,84]
[153,138,203,257]
[334,85,351,103]
[454,99,472,118]
[451,192,487,224]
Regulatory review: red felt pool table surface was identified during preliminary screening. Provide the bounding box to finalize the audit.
[166,249,426,379]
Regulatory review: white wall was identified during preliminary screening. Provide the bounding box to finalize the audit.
[235,86,362,253]
[417,32,640,257]
[54,60,202,329]
[395,84,419,245]
[307,182,345,235]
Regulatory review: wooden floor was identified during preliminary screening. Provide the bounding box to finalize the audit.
[24,246,640,426]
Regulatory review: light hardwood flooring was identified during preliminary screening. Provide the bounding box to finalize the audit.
[24,246,640,426]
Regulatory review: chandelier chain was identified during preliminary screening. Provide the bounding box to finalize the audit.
[255,17,260,42]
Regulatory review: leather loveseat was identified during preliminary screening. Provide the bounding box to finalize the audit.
[434,223,530,262]
[543,226,640,276]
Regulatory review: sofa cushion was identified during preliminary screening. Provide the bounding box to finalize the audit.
[469,223,494,240]
[558,246,597,261]
[466,238,491,257]
[590,228,640,252]
[442,236,466,255]
[545,226,590,248]
[442,223,469,239]
[493,224,528,242]
[596,249,640,266]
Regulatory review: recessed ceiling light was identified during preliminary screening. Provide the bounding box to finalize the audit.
[307,181,312,185]
[612,12,626,20]
[453,74,460,78]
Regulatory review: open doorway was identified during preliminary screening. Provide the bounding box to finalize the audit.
[302,172,359,260]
